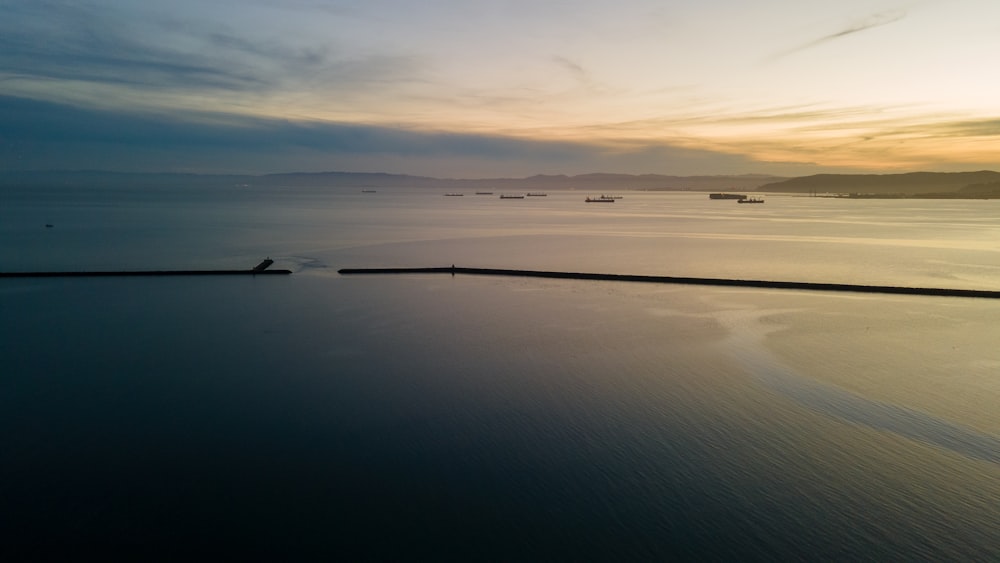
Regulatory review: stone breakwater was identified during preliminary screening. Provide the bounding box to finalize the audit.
[338,266,1000,299]
[1,259,291,277]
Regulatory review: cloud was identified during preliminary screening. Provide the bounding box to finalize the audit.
[923,119,1000,138]
[0,94,767,176]
[0,4,266,91]
[0,0,419,100]
[769,9,907,60]
[552,56,589,84]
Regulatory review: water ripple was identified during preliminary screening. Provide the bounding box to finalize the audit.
[718,308,1000,464]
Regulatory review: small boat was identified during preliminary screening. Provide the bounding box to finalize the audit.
[475,191,494,195]
[500,194,525,199]
[526,192,548,197]
[361,189,376,193]
[600,194,623,199]
[585,196,615,203]
[737,197,764,204]
[710,193,746,200]
[444,193,464,196]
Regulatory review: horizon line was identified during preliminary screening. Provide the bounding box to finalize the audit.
[3,168,999,181]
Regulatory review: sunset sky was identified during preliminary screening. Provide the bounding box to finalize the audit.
[3,0,1000,177]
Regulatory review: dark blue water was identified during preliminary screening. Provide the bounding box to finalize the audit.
[2,186,998,560]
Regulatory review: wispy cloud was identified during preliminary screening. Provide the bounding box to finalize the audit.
[552,56,589,84]
[768,9,907,60]
[0,0,419,101]
[0,4,271,91]
[918,118,1000,138]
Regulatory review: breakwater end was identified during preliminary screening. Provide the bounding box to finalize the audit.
[337,266,1000,299]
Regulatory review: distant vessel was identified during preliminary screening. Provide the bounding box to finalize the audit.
[361,189,376,193]
[710,193,746,200]
[586,196,615,203]
[444,193,464,196]
[475,192,494,195]
[600,194,623,199]
[500,194,525,199]
[738,197,764,204]
[526,192,548,197]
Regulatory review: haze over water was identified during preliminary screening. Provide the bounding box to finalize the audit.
[2,185,999,560]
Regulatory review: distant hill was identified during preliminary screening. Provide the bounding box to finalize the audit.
[256,171,784,191]
[258,171,442,188]
[954,181,1000,198]
[0,170,250,189]
[9,169,1000,196]
[0,170,785,191]
[760,171,1000,195]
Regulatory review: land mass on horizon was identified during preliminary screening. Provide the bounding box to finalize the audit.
[3,169,1000,197]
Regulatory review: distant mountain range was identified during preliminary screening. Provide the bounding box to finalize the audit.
[4,169,1000,197]
[0,170,784,191]
[758,171,1000,197]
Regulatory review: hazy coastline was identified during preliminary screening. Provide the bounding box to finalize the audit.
[5,169,1000,198]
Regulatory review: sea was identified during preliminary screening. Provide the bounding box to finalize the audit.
[2,184,999,560]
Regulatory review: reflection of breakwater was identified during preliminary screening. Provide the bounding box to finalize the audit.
[338,266,1000,299]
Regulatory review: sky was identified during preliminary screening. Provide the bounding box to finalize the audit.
[2,0,1000,177]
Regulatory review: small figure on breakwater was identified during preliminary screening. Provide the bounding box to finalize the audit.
[451,264,455,277]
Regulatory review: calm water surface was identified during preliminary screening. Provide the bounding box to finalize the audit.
[2,186,998,560]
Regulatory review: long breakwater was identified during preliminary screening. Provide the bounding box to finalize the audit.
[1,259,291,278]
[0,269,292,278]
[338,266,1000,299]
